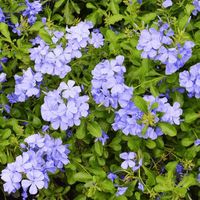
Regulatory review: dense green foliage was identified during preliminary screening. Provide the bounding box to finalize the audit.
[0,0,200,199]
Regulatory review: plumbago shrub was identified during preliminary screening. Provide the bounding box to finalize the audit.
[0,0,200,199]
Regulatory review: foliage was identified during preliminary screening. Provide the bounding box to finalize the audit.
[0,0,200,199]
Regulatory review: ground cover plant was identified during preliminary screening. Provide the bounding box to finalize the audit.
[0,0,200,199]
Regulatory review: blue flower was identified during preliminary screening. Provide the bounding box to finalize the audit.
[0,72,6,83]
[9,68,43,103]
[22,170,45,195]
[116,186,128,196]
[160,102,182,125]
[138,182,144,191]
[42,125,49,132]
[194,139,200,146]
[95,131,109,145]
[120,152,140,169]
[0,8,5,22]
[52,31,64,44]
[91,56,133,109]
[113,95,182,140]
[1,163,22,193]
[1,134,70,196]
[137,23,194,75]
[162,0,173,8]
[137,28,162,59]
[66,21,93,49]
[179,63,200,98]
[11,23,21,36]
[176,164,184,175]
[89,29,104,48]
[41,80,89,130]
[193,0,200,16]
[107,172,117,182]
[23,0,42,25]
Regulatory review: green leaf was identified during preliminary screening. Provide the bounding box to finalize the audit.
[158,122,177,137]
[74,195,87,200]
[134,96,148,113]
[76,121,86,139]
[184,112,199,123]
[127,137,141,152]
[87,121,102,137]
[181,138,194,147]
[94,141,103,156]
[109,0,120,14]
[0,22,11,41]
[29,21,44,32]
[145,139,156,149]
[0,152,7,164]
[150,102,158,110]
[86,3,96,9]
[105,14,124,25]
[38,29,52,44]
[143,166,156,186]
[10,14,18,24]
[53,0,65,12]
[109,136,121,151]
[70,0,80,14]
[0,128,11,139]
[73,172,92,182]
[141,125,148,135]
[141,13,157,23]
[64,0,74,25]
[150,84,159,97]
[177,174,197,188]
[179,15,190,30]
[7,119,24,135]
[32,116,42,128]
[154,176,174,192]
[100,180,115,193]
[185,4,195,15]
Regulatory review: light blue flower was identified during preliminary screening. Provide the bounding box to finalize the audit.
[193,0,200,16]
[41,81,89,130]
[21,170,45,195]
[0,72,6,83]
[23,0,42,25]
[162,0,173,8]
[120,152,137,169]
[107,172,117,182]
[116,186,128,196]
[138,182,144,191]
[91,56,133,109]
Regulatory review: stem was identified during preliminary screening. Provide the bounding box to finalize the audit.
[73,160,91,176]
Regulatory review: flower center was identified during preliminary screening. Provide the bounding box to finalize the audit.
[142,112,156,127]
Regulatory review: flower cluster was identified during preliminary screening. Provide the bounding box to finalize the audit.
[112,95,182,140]
[30,41,72,78]
[7,68,42,103]
[137,23,194,75]
[41,80,89,130]
[179,63,200,98]
[192,0,200,16]
[91,55,133,109]
[1,134,70,197]
[22,0,42,25]
[30,21,104,78]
